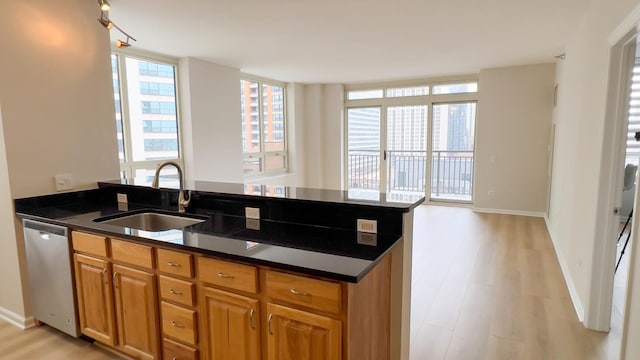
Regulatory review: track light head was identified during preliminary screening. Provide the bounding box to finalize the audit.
[117,38,132,48]
[98,17,114,30]
[99,0,111,12]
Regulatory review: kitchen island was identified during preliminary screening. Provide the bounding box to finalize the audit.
[15,180,423,360]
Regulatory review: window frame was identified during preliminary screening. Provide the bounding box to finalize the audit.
[240,74,288,177]
[343,75,479,203]
[112,49,184,180]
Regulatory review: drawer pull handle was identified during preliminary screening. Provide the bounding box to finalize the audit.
[249,308,255,329]
[290,288,310,296]
[167,261,181,268]
[113,272,119,288]
[218,272,235,279]
[169,288,182,295]
[170,320,184,328]
[268,314,273,335]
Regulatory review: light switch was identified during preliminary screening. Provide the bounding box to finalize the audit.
[54,174,73,191]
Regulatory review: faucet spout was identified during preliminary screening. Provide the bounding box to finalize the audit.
[152,161,191,212]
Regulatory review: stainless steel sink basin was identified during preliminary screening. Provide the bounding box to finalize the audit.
[95,211,206,232]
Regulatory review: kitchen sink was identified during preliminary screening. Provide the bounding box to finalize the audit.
[94,210,206,232]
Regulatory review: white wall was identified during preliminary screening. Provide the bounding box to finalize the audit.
[474,63,555,215]
[0,0,119,322]
[178,57,243,183]
[546,0,640,329]
[302,84,344,190]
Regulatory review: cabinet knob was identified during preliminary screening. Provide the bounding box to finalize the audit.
[170,320,184,328]
[289,288,310,296]
[217,272,235,279]
[249,308,255,330]
[169,288,182,295]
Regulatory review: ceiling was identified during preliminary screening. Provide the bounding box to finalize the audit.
[108,0,589,84]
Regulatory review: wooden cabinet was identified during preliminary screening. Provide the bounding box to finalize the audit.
[266,303,342,360]
[72,230,391,360]
[113,264,160,360]
[74,253,116,347]
[200,287,260,360]
[72,232,160,359]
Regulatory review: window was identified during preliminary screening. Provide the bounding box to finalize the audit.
[111,53,182,180]
[345,80,478,203]
[240,78,287,175]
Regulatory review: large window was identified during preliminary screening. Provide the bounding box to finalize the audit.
[111,53,182,180]
[345,81,478,203]
[240,78,287,175]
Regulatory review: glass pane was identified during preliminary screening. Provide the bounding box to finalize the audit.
[386,86,429,97]
[111,54,125,162]
[243,157,262,174]
[240,80,261,153]
[262,84,285,152]
[134,167,178,186]
[125,57,179,161]
[431,103,476,202]
[386,106,427,197]
[265,153,286,171]
[432,82,478,95]
[347,89,383,100]
[347,108,381,192]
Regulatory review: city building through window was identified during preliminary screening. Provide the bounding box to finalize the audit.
[240,78,287,175]
[111,53,182,182]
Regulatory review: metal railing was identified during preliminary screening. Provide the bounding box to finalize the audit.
[347,150,474,200]
[348,150,380,190]
[431,150,473,199]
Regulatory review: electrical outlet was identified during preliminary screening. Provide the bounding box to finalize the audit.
[357,219,378,234]
[54,174,74,191]
[245,207,260,220]
[488,190,496,196]
[117,193,128,203]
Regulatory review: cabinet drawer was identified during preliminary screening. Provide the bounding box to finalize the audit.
[198,257,258,294]
[111,239,154,269]
[161,302,197,346]
[266,271,342,314]
[158,249,194,278]
[72,232,108,257]
[163,338,198,360]
[159,275,196,307]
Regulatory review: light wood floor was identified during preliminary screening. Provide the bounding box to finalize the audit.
[409,205,615,360]
[0,320,117,359]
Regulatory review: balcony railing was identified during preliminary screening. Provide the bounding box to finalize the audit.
[348,150,474,201]
[431,150,473,201]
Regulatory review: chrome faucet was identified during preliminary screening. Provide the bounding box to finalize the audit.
[152,161,191,212]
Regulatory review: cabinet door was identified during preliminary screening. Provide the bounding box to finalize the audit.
[267,303,341,360]
[201,287,260,360]
[113,264,160,360]
[74,254,116,346]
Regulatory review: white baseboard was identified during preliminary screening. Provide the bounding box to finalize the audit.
[0,306,36,330]
[544,215,585,322]
[472,207,545,218]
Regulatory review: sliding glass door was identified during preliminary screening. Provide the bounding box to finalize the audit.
[431,102,476,201]
[347,107,382,196]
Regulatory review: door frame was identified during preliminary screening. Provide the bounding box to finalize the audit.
[589,27,638,332]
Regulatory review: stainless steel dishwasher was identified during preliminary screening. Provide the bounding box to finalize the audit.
[23,219,79,337]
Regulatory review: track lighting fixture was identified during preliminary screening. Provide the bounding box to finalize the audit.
[97,2,137,48]
[117,36,132,48]
[97,16,114,30]
[98,0,111,12]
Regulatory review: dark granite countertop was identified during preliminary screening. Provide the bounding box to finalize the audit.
[15,184,423,282]
[100,178,425,212]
